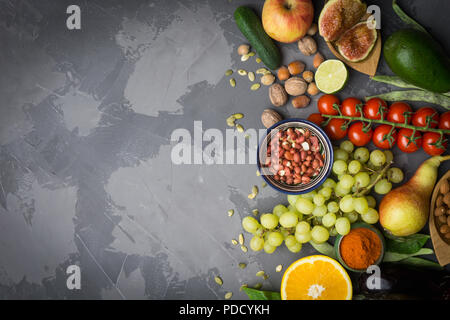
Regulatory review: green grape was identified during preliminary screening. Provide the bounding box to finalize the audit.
[344,211,359,223]
[361,208,379,224]
[264,242,276,254]
[322,212,337,227]
[374,179,392,195]
[339,174,355,189]
[295,231,312,243]
[312,204,327,217]
[353,197,369,214]
[242,216,260,233]
[383,150,394,164]
[348,160,362,175]
[260,213,279,230]
[287,194,300,207]
[335,217,351,235]
[313,194,325,206]
[273,204,289,217]
[339,195,354,213]
[254,226,264,237]
[332,160,347,175]
[319,187,332,199]
[323,178,337,189]
[301,190,317,200]
[287,242,302,253]
[327,201,339,213]
[370,150,386,167]
[366,195,376,208]
[387,167,404,183]
[311,226,329,243]
[250,236,265,251]
[280,228,290,239]
[354,172,370,188]
[354,147,370,163]
[295,198,315,215]
[267,231,284,247]
[296,221,311,234]
[335,183,351,197]
[334,148,349,161]
[285,235,297,247]
[340,140,354,153]
[279,211,299,228]
[288,204,303,220]
[329,227,338,237]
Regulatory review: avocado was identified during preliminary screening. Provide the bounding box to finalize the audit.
[383,29,450,93]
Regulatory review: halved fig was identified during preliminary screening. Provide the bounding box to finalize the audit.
[336,21,377,62]
[318,0,367,42]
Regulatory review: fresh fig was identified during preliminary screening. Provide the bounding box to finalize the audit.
[318,0,367,42]
[336,21,377,62]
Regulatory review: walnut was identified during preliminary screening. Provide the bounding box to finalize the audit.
[284,77,307,96]
[269,83,288,107]
[261,109,282,128]
[297,36,317,56]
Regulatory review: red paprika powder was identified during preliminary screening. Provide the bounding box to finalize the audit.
[339,227,382,270]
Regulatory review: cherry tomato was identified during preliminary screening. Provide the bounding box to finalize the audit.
[386,102,412,124]
[363,98,388,120]
[307,113,325,127]
[397,128,422,153]
[411,106,439,128]
[318,94,340,115]
[439,111,450,130]
[324,118,348,140]
[372,125,397,149]
[347,122,373,146]
[341,97,362,117]
[422,132,448,156]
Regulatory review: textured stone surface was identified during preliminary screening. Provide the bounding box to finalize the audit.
[0,0,448,299]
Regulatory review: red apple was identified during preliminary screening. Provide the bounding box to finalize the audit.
[262,0,314,43]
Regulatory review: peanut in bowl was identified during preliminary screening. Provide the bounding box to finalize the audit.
[257,119,333,195]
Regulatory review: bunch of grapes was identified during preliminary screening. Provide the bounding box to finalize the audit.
[242,140,405,254]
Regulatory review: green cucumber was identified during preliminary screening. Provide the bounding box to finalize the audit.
[234,6,281,70]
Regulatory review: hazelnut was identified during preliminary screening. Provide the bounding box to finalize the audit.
[261,109,282,128]
[269,83,288,107]
[440,224,450,234]
[307,23,318,36]
[277,66,290,81]
[284,77,307,96]
[313,52,325,68]
[298,36,317,56]
[307,82,320,95]
[292,95,310,108]
[288,61,305,76]
[237,44,250,56]
[261,73,275,86]
[302,70,314,83]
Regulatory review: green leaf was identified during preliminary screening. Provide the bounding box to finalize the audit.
[242,287,281,300]
[397,257,443,270]
[309,241,337,260]
[383,248,433,262]
[385,233,430,254]
[392,0,430,35]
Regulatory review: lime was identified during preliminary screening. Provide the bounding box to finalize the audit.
[315,59,348,94]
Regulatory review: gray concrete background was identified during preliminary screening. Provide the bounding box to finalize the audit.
[0,0,448,299]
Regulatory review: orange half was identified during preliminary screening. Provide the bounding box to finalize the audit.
[280,255,352,300]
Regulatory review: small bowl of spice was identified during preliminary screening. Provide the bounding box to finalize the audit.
[334,222,386,272]
[257,119,333,195]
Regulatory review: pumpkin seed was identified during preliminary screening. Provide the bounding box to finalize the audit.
[256,68,269,75]
[250,83,261,91]
[261,182,267,188]
[236,124,244,133]
[225,292,233,299]
[238,69,247,76]
[241,54,250,62]
[256,57,262,63]
[240,245,248,253]
[263,274,269,280]
[252,209,259,216]
[229,78,236,87]
[225,69,233,76]
[238,263,247,269]
[227,209,234,217]
[232,113,244,119]
[248,71,255,82]
[214,276,223,286]
[276,264,283,272]
[248,193,256,200]
[256,271,265,277]
[231,239,238,245]
[254,283,262,290]
[252,185,258,195]
[239,284,248,291]
[238,233,244,245]
[248,52,255,57]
